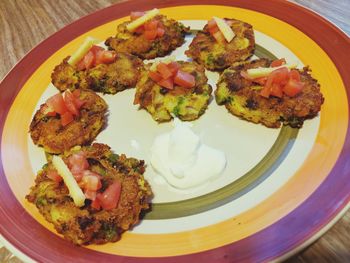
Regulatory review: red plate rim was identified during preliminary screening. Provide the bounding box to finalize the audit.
[0,0,350,262]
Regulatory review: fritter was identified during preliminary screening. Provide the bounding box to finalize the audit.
[185,18,255,71]
[215,58,324,128]
[105,15,190,59]
[30,90,107,154]
[134,61,212,122]
[51,52,143,94]
[26,143,152,245]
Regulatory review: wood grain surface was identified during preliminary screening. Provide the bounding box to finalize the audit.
[0,0,349,262]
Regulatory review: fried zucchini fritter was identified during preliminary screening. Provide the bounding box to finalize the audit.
[105,15,190,59]
[185,18,255,71]
[30,90,107,154]
[215,59,324,128]
[51,52,143,94]
[26,143,152,245]
[134,61,212,122]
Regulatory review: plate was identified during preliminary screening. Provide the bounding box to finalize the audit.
[1,0,350,262]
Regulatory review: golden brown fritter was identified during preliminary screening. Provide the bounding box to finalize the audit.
[30,90,107,154]
[134,61,212,122]
[51,52,143,94]
[26,143,152,245]
[215,59,325,128]
[105,15,190,59]
[185,18,255,71]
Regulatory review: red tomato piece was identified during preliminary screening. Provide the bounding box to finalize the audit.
[76,59,86,71]
[144,29,158,40]
[144,20,158,30]
[270,83,283,98]
[81,174,101,191]
[72,89,80,98]
[90,45,104,56]
[130,11,145,20]
[270,67,289,83]
[289,69,301,81]
[149,70,163,82]
[174,70,195,88]
[157,27,165,37]
[157,62,173,79]
[84,189,97,201]
[212,31,226,43]
[271,58,286,67]
[207,19,217,29]
[158,78,174,90]
[95,50,117,65]
[134,25,145,34]
[260,85,271,98]
[46,93,68,115]
[167,62,180,75]
[60,111,74,126]
[82,51,95,70]
[97,181,122,210]
[46,169,62,183]
[91,198,101,210]
[283,79,304,97]
[252,77,268,86]
[209,26,219,35]
[64,90,79,116]
[68,152,89,170]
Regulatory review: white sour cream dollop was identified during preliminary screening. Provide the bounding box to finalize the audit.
[150,119,226,189]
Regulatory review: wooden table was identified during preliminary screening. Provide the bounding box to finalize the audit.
[0,0,349,262]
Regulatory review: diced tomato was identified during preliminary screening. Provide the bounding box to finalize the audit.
[84,189,97,201]
[252,77,268,86]
[95,50,117,65]
[46,169,62,183]
[91,198,101,210]
[212,31,225,43]
[207,19,217,29]
[209,26,219,35]
[271,58,286,67]
[157,27,165,37]
[46,93,68,115]
[157,63,173,79]
[270,83,283,98]
[260,85,271,98]
[144,29,158,40]
[76,59,86,71]
[97,181,122,210]
[289,69,301,81]
[174,70,195,88]
[134,25,145,34]
[72,89,80,98]
[270,67,289,83]
[74,97,85,110]
[130,11,145,20]
[82,51,95,70]
[149,70,163,82]
[167,62,180,75]
[63,90,79,116]
[283,79,304,97]
[68,152,89,171]
[144,20,158,30]
[60,111,74,126]
[90,45,104,56]
[81,174,101,191]
[158,77,174,90]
